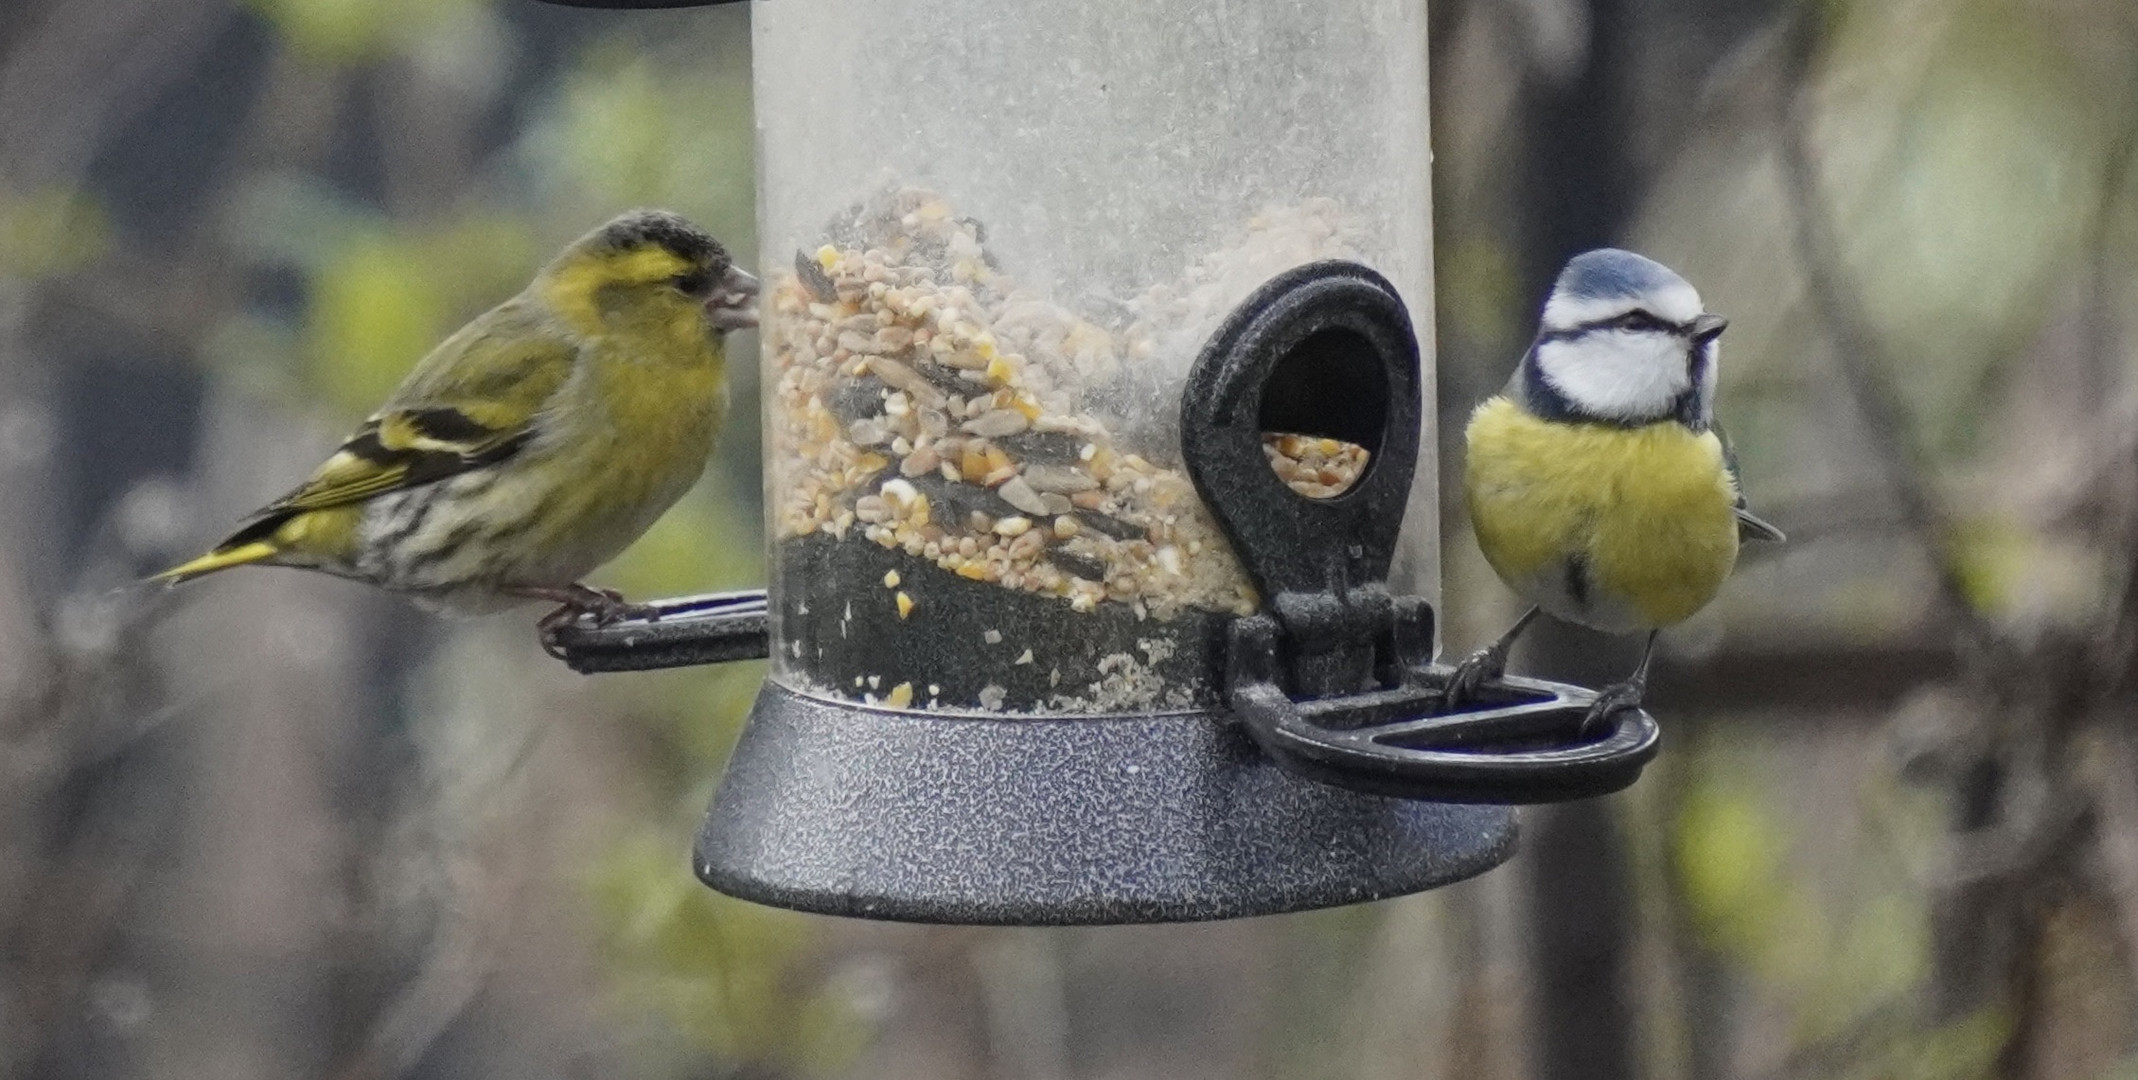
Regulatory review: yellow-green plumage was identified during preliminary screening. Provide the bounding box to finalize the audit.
[1465,395,1741,632]
[158,210,753,619]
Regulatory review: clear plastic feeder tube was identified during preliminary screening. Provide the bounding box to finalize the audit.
[757,0,1434,715]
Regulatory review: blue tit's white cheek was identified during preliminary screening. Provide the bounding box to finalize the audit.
[1535,330,1691,421]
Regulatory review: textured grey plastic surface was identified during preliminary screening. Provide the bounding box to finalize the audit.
[696,682,1519,924]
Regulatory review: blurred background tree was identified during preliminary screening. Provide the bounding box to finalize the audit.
[2,0,2137,1077]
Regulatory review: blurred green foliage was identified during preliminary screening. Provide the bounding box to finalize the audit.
[1672,738,1939,1064]
[587,835,870,1073]
[517,28,756,256]
[1861,1011,2009,1080]
[248,0,485,66]
[1819,0,2112,454]
[303,217,540,413]
[0,188,108,282]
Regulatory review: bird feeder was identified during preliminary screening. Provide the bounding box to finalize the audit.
[544,0,1658,924]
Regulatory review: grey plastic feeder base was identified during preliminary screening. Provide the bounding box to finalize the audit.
[695,682,1519,925]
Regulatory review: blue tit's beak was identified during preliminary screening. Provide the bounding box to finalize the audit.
[1688,313,1728,342]
[706,266,760,331]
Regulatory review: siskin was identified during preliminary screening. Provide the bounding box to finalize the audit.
[157,209,758,653]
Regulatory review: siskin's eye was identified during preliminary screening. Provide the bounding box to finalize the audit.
[671,269,713,296]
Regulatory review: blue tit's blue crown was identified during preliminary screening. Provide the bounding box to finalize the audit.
[1541,249,1705,332]
[1554,249,1689,303]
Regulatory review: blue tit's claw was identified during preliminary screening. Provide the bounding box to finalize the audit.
[1444,645,1508,710]
[1579,680,1646,738]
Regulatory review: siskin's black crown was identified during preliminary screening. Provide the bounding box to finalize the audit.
[597,209,728,269]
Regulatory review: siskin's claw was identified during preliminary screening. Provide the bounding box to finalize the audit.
[538,629,570,661]
[581,588,656,627]
[536,605,576,660]
[519,583,664,660]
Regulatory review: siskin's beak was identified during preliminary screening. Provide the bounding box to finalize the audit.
[706,266,760,331]
[1688,313,1728,342]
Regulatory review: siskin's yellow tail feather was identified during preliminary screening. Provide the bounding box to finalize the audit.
[154,541,280,585]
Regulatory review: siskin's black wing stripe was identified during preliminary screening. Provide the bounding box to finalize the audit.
[406,407,497,443]
[341,422,394,463]
[217,508,296,551]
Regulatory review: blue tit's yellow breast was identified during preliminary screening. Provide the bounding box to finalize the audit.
[1464,396,1740,630]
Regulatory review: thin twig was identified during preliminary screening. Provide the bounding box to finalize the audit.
[1769,16,2003,672]
[2083,725,2138,1000]
[2085,117,2138,690]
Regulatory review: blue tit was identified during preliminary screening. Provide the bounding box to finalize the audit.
[1447,248,1783,726]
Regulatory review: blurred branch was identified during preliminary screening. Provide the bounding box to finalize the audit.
[1756,997,1915,1080]
[2086,116,2138,691]
[1771,9,2057,1075]
[1771,13,2138,1078]
[326,904,502,1080]
[0,502,197,1078]
[1655,639,1958,716]
[0,0,233,193]
[1770,14,2004,675]
[0,2,242,1072]
[2083,727,2138,985]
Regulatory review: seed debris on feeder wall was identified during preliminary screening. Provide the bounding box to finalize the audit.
[767,186,1372,712]
[767,187,1262,621]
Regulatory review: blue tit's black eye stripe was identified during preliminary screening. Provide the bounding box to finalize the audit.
[1537,308,1690,343]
